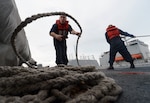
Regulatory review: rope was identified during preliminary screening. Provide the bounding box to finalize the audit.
[76,36,81,66]
[11,12,82,68]
[135,35,150,37]
[121,34,150,42]
[0,66,122,103]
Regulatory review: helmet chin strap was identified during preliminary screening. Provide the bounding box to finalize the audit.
[11,12,82,68]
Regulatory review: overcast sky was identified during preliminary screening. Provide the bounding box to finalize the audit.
[15,0,150,66]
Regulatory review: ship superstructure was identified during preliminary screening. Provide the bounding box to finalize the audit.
[99,39,150,68]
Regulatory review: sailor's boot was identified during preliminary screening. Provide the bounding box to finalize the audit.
[130,62,135,69]
[107,66,114,70]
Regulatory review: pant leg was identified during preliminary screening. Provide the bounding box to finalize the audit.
[118,44,133,63]
[62,40,68,65]
[109,47,118,67]
[54,40,64,65]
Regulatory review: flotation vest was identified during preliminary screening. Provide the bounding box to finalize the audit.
[106,25,120,39]
[56,20,69,39]
[56,20,69,31]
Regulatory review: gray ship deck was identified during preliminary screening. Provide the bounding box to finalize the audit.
[100,66,150,103]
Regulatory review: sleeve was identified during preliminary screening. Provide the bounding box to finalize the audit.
[105,32,110,44]
[50,24,58,33]
[68,24,73,33]
[119,29,135,37]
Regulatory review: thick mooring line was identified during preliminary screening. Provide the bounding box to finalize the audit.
[11,12,82,68]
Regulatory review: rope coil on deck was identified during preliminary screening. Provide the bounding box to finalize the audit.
[9,11,122,103]
[0,66,122,103]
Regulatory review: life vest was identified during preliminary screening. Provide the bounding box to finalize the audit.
[106,25,120,39]
[56,20,69,39]
[56,20,69,31]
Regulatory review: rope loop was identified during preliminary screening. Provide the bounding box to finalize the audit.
[11,12,82,68]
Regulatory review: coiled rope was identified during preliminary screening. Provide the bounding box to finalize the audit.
[11,12,82,68]
[0,66,122,103]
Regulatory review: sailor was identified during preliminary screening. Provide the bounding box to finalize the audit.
[49,15,80,67]
[105,24,135,70]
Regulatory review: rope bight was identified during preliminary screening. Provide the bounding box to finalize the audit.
[11,12,82,68]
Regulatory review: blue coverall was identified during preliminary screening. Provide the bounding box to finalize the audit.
[105,29,134,67]
[50,24,73,65]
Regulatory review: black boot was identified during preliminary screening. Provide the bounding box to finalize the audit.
[107,66,114,70]
[130,62,135,69]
